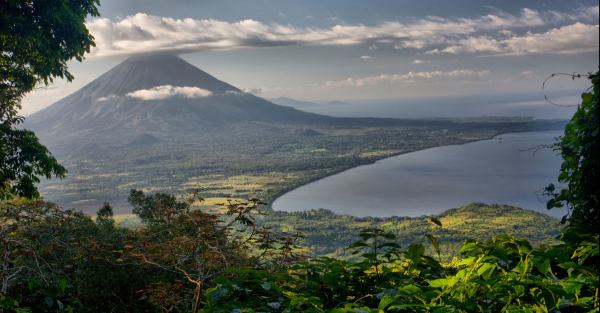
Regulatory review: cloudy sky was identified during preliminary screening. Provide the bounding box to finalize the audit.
[21,0,599,115]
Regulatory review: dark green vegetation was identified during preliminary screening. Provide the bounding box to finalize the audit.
[0,193,596,312]
[545,72,599,233]
[260,203,561,258]
[0,0,99,199]
[1,71,595,312]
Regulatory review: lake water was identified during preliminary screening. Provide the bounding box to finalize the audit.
[272,130,568,218]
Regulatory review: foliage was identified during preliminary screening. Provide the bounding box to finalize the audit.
[546,71,599,235]
[0,125,66,199]
[202,230,599,312]
[0,0,99,119]
[1,194,596,312]
[0,0,99,199]
[0,189,304,312]
[0,197,157,312]
[259,204,561,258]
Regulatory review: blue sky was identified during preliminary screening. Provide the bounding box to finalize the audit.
[21,0,599,115]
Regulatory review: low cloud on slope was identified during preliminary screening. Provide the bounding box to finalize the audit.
[126,85,213,100]
[86,6,598,57]
[96,86,214,101]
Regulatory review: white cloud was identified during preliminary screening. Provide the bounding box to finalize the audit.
[125,85,213,100]
[324,69,490,87]
[412,59,431,64]
[520,70,538,79]
[97,94,119,102]
[85,6,598,57]
[360,55,373,59]
[241,88,263,94]
[428,22,599,55]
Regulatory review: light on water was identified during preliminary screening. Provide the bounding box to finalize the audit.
[272,130,567,218]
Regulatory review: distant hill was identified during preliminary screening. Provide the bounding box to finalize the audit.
[269,97,321,109]
[270,97,350,110]
[261,203,561,257]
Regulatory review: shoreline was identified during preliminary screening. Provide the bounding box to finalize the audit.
[268,128,564,214]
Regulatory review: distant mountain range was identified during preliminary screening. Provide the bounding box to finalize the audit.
[270,97,351,110]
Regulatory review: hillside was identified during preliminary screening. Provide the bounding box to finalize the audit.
[259,203,561,257]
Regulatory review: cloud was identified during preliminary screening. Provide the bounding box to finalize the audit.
[520,70,537,79]
[85,6,598,57]
[360,55,373,59]
[427,22,599,55]
[125,85,213,100]
[241,88,263,94]
[324,69,490,87]
[412,59,431,64]
[97,94,119,102]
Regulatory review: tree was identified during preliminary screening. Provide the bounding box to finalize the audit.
[546,71,599,235]
[0,0,100,199]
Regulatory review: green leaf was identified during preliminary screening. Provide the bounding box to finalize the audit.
[426,234,441,260]
[476,263,496,280]
[428,278,449,288]
[378,295,394,311]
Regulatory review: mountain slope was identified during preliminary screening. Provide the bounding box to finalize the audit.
[25,54,331,138]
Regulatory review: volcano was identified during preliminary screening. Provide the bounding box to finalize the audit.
[25,54,333,139]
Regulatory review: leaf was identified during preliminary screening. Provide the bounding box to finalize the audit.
[428,278,449,288]
[378,295,395,311]
[398,284,421,296]
[57,279,68,293]
[476,263,496,280]
[406,244,425,261]
[460,242,480,255]
[535,258,550,274]
[458,257,476,266]
[429,216,442,227]
[425,234,441,260]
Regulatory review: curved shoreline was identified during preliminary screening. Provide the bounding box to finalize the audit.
[268,129,561,212]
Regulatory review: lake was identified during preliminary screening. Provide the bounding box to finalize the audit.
[272,130,568,218]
